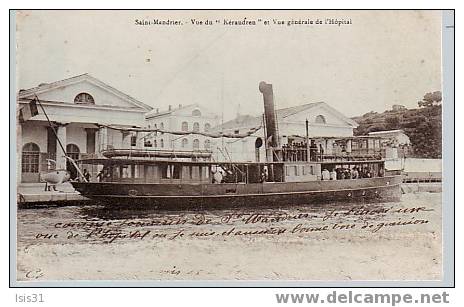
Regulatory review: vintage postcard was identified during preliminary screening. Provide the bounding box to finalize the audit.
[11,10,452,286]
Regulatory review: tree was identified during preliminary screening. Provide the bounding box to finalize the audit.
[385,116,400,130]
[418,91,442,108]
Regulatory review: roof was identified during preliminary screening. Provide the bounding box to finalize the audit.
[214,102,358,131]
[18,73,153,111]
[145,103,197,119]
[368,129,406,135]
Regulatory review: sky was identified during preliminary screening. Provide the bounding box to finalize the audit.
[15,10,442,120]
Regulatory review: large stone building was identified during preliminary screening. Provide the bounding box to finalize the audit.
[17,74,152,183]
[211,102,359,162]
[144,103,220,152]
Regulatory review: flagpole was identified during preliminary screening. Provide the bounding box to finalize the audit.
[34,94,87,182]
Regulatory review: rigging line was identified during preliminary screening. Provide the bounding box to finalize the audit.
[34,94,87,182]
[153,30,228,101]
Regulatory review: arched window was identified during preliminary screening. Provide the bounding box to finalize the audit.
[22,142,40,173]
[74,93,95,104]
[66,144,80,161]
[204,139,211,150]
[66,144,80,180]
[193,139,200,150]
[315,115,326,124]
[181,121,189,132]
[160,139,164,148]
[193,122,200,132]
[160,122,164,130]
[192,109,201,116]
[204,123,211,132]
[181,138,188,148]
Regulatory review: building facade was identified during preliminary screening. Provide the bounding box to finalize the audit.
[144,103,220,152]
[212,102,359,162]
[17,74,152,183]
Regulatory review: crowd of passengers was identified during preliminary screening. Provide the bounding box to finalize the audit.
[281,141,323,162]
[321,166,384,181]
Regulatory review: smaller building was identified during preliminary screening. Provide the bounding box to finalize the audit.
[144,103,220,152]
[368,129,411,162]
[392,104,407,111]
[368,129,411,146]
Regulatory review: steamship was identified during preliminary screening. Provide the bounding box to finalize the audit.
[71,82,402,208]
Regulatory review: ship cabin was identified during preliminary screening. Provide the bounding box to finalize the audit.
[76,156,386,185]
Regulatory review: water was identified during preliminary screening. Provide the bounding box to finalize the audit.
[16,192,442,281]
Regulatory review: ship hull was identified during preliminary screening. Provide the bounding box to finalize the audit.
[71,176,402,209]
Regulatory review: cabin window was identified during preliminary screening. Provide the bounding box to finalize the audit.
[172,164,181,179]
[315,115,326,124]
[136,165,145,178]
[193,122,200,132]
[286,165,298,176]
[161,164,169,179]
[22,142,40,173]
[74,93,95,104]
[204,123,211,132]
[181,138,188,148]
[145,166,156,182]
[191,166,200,179]
[181,122,188,132]
[182,166,191,180]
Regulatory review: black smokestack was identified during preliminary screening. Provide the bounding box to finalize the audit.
[259,81,279,149]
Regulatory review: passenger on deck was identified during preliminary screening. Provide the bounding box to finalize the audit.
[321,168,330,180]
[337,168,345,180]
[344,168,352,179]
[83,169,91,182]
[213,169,223,184]
[352,167,359,179]
[362,168,372,178]
[330,169,337,180]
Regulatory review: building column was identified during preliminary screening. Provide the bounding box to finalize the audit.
[17,122,22,184]
[346,139,352,153]
[325,139,333,155]
[99,127,108,151]
[55,123,67,169]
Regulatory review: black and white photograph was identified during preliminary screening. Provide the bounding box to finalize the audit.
[11,9,451,285]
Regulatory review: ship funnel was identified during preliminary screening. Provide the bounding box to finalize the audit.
[259,81,279,151]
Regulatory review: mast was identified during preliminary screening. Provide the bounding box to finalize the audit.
[306,119,310,162]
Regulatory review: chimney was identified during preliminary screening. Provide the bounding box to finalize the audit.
[259,81,279,150]
[168,105,172,111]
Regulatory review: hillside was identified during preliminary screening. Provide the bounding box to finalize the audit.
[352,102,442,159]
